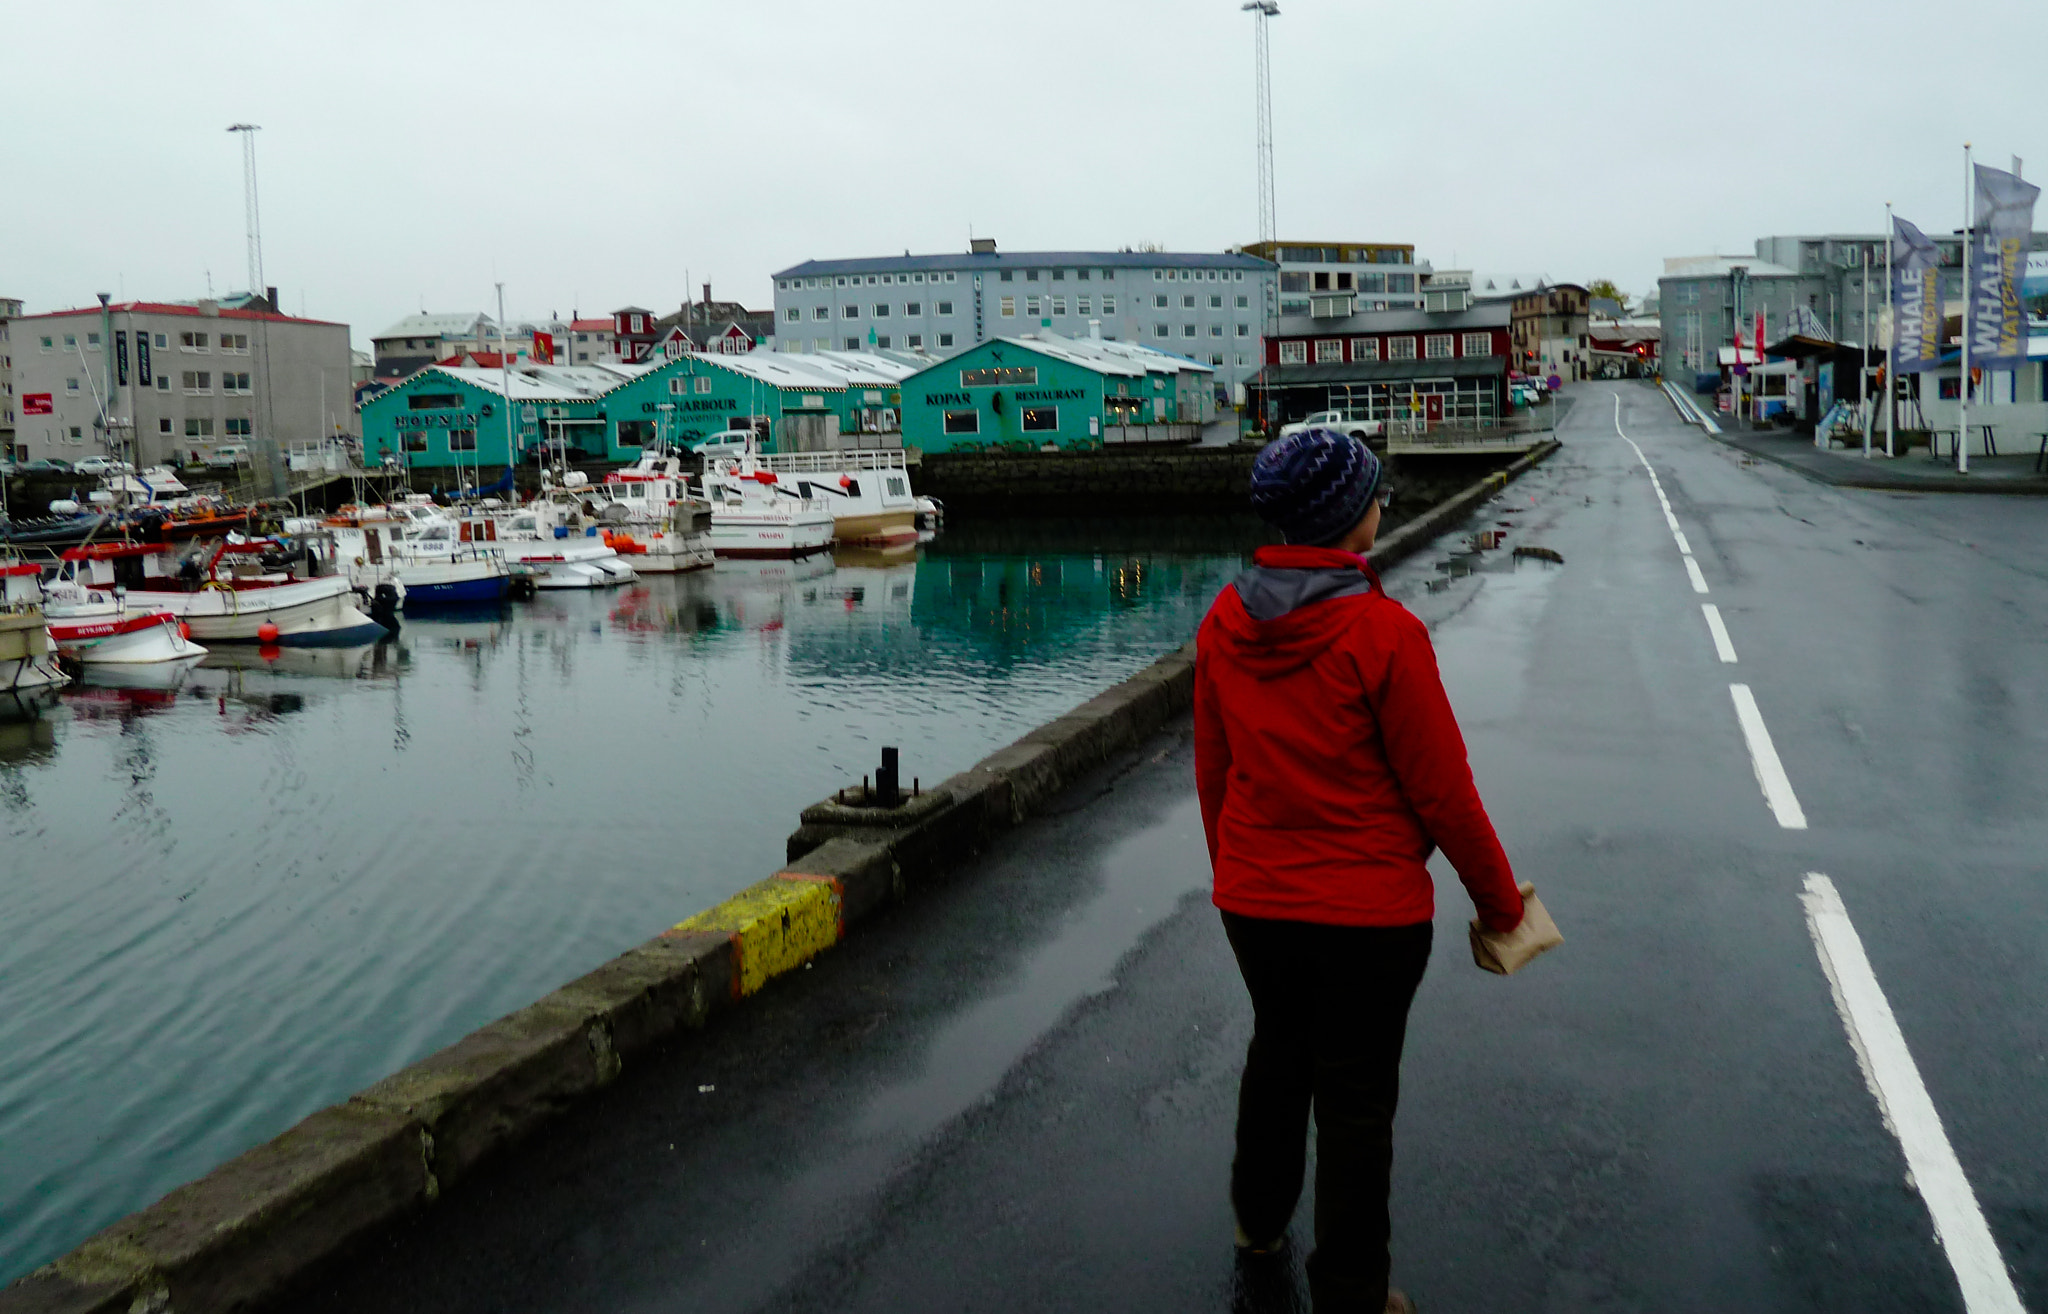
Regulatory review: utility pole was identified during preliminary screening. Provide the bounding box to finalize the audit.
[226,125,264,300]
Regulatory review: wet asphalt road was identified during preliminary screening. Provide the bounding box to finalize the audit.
[281,383,2048,1312]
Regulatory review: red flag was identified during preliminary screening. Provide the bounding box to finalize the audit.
[531,331,555,364]
[1754,311,1765,360]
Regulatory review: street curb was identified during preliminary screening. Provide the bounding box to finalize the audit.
[0,440,1562,1314]
[1710,431,2048,496]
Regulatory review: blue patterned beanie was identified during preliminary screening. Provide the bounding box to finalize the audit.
[1249,428,1383,545]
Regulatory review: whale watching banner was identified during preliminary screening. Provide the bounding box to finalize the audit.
[1968,163,2040,371]
[1891,216,1943,374]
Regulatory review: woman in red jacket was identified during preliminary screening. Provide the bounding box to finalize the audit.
[1196,428,1524,1314]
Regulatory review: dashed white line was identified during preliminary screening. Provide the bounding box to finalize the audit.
[1729,684,1806,828]
[1802,874,2026,1313]
[1672,530,1694,557]
[1700,605,1738,663]
[1683,556,1711,594]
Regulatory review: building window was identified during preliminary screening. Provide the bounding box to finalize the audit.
[1237,323,1251,338]
[1182,324,1197,337]
[936,301,954,315]
[845,337,860,350]
[1026,297,1041,316]
[907,334,922,349]
[1278,341,1307,364]
[1314,339,1343,363]
[1388,337,1417,360]
[785,307,800,322]
[873,304,889,317]
[1424,334,1454,359]
[1461,332,1492,357]
[1000,271,1013,282]
[153,333,168,349]
[1211,324,1224,337]
[224,418,252,437]
[694,376,712,394]
[183,371,211,393]
[812,339,829,352]
[1000,297,1016,317]
[224,333,250,352]
[86,332,101,347]
[1280,272,1310,293]
[836,277,847,287]
[778,280,788,290]
[1021,406,1057,432]
[158,417,173,434]
[906,301,921,315]
[67,426,83,442]
[65,377,79,392]
[944,410,979,434]
[180,331,209,351]
[1155,294,1168,309]
[1051,297,1066,315]
[1077,270,1091,281]
[403,432,427,452]
[1210,353,1224,366]
[1236,354,1249,367]
[914,273,926,284]
[814,307,829,321]
[184,417,215,437]
[1077,296,1091,315]
[1351,337,1379,361]
[63,334,77,348]
[938,332,955,347]
[1102,295,1116,314]
[38,336,51,350]
[1236,295,1249,309]
[1155,323,1170,337]
[1051,270,1065,282]
[1209,295,1223,309]
[946,273,957,282]
[224,371,251,393]
[881,275,893,285]
[876,335,891,348]
[156,376,170,392]
[449,428,478,451]
[843,305,859,319]
[1182,295,1196,309]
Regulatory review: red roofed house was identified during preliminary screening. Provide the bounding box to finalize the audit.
[12,296,353,467]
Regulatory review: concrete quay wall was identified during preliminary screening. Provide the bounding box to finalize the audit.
[1,441,1557,1314]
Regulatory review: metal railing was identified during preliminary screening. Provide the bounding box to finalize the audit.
[761,449,911,474]
[1102,423,1202,446]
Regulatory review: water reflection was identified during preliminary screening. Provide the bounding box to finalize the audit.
[0,519,1265,1285]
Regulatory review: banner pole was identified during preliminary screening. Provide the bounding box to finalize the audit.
[1884,203,1896,457]
[1959,145,1972,475]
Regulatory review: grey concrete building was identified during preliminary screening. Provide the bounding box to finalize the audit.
[370,311,496,380]
[11,299,353,467]
[772,243,1278,398]
[1,296,21,460]
[1234,240,1425,317]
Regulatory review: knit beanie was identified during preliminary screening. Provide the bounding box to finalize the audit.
[1248,428,1383,545]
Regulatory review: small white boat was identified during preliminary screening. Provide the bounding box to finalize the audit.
[0,563,69,691]
[757,448,923,547]
[67,540,389,646]
[290,507,511,607]
[41,574,207,664]
[699,438,836,560]
[457,494,637,590]
[574,455,716,574]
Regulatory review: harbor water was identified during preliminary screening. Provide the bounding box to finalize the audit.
[0,517,1268,1284]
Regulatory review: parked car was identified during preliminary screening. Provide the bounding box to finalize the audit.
[12,458,74,474]
[1276,410,1386,444]
[72,456,135,476]
[690,431,757,461]
[204,444,251,469]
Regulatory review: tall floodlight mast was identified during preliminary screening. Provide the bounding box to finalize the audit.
[226,124,264,301]
[1243,2,1279,247]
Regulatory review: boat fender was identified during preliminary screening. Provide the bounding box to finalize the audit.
[257,622,280,643]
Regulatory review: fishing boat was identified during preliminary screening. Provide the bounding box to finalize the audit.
[62,539,388,646]
[698,437,836,560]
[0,563,69,690]
[291,507,512,608]
[573,453,716,573]
[455,491,638,590]
[40,572,207,664]
[757,449,923,547]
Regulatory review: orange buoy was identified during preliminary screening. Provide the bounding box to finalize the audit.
[178,622,192,640]
[257,621,280,643]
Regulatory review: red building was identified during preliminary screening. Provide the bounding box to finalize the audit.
[1251,304,1514,432]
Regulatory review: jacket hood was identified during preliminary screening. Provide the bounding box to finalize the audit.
[1213,545,1378,679]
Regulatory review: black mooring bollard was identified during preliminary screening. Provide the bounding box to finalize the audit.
[877,746,901,808]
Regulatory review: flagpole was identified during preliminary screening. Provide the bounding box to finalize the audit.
[1861,245,1871,458]
[1883,202,1896,458]
[1958,144,1972,475]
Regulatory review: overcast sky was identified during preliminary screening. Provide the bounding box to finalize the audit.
[3,0,2039,347]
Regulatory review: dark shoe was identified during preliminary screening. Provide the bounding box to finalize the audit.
[1234,1223,1289,1257]
[1229,1234,1306,1314]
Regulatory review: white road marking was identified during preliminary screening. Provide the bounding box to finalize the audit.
[1664,509,1683,534]
[1700,605,1738,663]
[1684,556,1711,594]
[1801,874,2027,1313]
[1673,530,1694,557]
[1729,684,1806,828]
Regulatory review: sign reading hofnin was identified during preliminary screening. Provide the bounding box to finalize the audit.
[1891,216,1943,375]
[1968,163,2041,372]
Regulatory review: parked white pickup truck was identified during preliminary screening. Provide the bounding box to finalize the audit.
[1276,410,1386,443]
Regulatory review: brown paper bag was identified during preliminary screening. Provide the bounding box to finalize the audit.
[1469,882,1562,975]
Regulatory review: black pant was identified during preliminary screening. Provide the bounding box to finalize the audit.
[1222,912,1433,1313]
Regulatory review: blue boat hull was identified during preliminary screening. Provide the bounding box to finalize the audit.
[402,575,512,606]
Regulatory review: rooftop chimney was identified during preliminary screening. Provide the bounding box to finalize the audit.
[266,285,279,313]
[970,238,997,255]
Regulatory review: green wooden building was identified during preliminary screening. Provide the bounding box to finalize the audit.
[899,334,1215,453]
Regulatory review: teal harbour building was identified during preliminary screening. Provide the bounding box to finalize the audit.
[899,333,1215,453]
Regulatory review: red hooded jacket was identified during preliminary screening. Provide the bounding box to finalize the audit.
[1195,544,1524,933]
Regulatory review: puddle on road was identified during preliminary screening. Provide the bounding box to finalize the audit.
[1428,553,1563,724]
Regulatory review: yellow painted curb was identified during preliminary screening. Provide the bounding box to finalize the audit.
[673,875,842,998]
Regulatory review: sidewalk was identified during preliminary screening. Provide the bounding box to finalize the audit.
[1709,422,2048,495]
